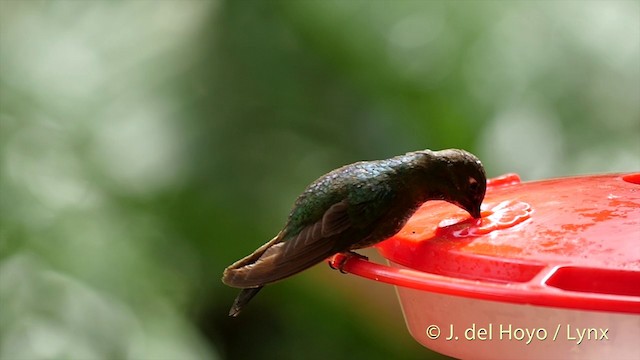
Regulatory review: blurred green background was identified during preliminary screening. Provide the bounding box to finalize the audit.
[1,1,638,359]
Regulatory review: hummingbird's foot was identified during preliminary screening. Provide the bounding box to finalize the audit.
[328,251,369,274]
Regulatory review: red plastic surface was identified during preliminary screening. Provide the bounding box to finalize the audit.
[329,173,640,314]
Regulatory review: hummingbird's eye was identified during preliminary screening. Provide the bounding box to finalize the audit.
[468,177,479,191]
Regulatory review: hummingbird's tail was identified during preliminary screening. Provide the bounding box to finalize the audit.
[229,287,263,317]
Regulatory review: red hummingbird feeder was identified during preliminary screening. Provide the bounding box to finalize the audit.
[329,172,640,359]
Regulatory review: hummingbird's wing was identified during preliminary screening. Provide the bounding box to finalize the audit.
[222,189,394,288]
[222,199,351,288]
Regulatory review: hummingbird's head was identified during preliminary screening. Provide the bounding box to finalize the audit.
[432,149,487,219]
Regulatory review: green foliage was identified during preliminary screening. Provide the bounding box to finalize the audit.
[1,0,638,359]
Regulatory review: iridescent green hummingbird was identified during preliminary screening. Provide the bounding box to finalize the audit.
[222,149,486,317]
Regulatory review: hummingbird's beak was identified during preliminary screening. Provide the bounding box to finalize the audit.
[464,202,482,219]
[453,200,482,219]
[470,206,482,219]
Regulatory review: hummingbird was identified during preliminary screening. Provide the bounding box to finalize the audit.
[222,149,486,317]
